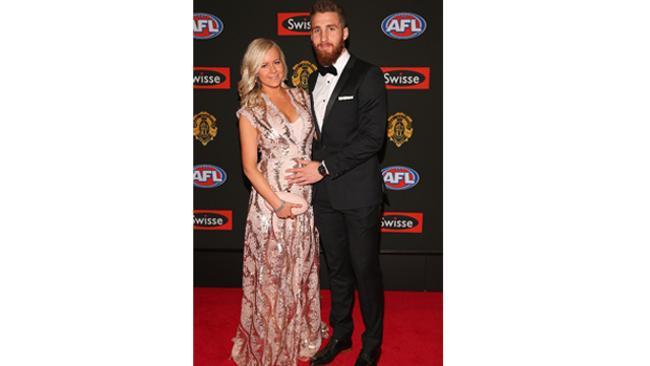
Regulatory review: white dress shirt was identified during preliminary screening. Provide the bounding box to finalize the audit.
[313,49,351,132]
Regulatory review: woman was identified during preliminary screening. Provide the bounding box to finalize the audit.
[231,38,325,365]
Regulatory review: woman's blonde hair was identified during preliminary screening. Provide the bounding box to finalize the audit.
[238,38,289,108]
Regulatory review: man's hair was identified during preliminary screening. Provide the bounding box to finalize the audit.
[310,0,347,28]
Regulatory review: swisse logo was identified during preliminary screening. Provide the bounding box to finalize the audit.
[194,67,230,89]
[381,212,423,233]
[194,13,223,40]
[382,166,420,191]
[381,12,427,40]
[381,67,430,90]
[278,13,311,36]
[194,165,227,188]
[194,210,232,230]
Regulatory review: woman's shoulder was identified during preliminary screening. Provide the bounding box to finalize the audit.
[236,102,266,127]
[288,86,311,103]
[236,104,252,118]
[237,99,266,116]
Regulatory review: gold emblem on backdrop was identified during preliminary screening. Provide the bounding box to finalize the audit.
[387,112,414,148]
[291,60,318,91]
[193,111,218,146]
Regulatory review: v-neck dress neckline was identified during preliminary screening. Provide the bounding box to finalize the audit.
[262,89,302,125]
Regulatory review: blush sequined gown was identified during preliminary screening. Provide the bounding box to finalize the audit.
[231,87,326,365]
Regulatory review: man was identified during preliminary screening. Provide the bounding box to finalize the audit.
[287,1,386,365]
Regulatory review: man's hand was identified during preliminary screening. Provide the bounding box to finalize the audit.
[286,160,324,186]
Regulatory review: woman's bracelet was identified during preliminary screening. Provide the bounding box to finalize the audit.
[274,200,286,212]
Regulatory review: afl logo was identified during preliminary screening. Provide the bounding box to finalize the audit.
[381,12,427,40]
[382,166,420,190]
[194,13,223,39]
[194,165,227,188]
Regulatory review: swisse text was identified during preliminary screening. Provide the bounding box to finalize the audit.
[194,74,223,84]
[283,18,311,31]
[385,72,422,85]
[194,216,226,226]
[382,217,417,229]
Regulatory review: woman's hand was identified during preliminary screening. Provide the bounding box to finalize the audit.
[274,201,303,219]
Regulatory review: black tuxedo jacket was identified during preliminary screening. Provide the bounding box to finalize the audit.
[308,54,387,210]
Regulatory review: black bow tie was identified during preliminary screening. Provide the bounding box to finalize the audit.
[318,65,337,76]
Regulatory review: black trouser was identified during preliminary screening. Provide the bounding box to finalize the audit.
[314,188,384,353]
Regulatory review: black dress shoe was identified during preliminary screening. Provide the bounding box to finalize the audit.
[354,349,381,366]
[310,338,352,365]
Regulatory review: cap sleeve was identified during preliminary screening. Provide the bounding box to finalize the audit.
[236,106,259,129]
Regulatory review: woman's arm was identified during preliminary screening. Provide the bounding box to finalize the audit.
[239,115,299,218]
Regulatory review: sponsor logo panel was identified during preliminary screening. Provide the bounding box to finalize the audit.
[381,12,427,40]
[193,111,218,146]
[381,67,430,90]
[291,60,318,91]
[277,13,311,35]
[194,13,223,39]
[194,67,230,89]
[387,112,414,148]
[194,210,233,230]
[382,166,420,191]
[194,164,227,188]
[381,212,423,233]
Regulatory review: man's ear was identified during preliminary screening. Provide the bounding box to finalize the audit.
[343,27,349,41]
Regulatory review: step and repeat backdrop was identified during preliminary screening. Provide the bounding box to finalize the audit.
[194,0,442,290]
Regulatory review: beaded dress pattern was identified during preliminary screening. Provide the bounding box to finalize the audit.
[231,87,326,365]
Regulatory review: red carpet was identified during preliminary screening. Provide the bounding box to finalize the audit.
[195,288,442,365]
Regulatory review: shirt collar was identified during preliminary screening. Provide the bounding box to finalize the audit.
[332,49,350,75]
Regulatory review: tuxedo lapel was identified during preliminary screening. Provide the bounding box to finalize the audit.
[322,56,356,132]
[308,73,321,139]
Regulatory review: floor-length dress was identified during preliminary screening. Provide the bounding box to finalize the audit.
[231,87,325,365]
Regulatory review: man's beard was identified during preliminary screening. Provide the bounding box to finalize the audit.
[314,39,344,66]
